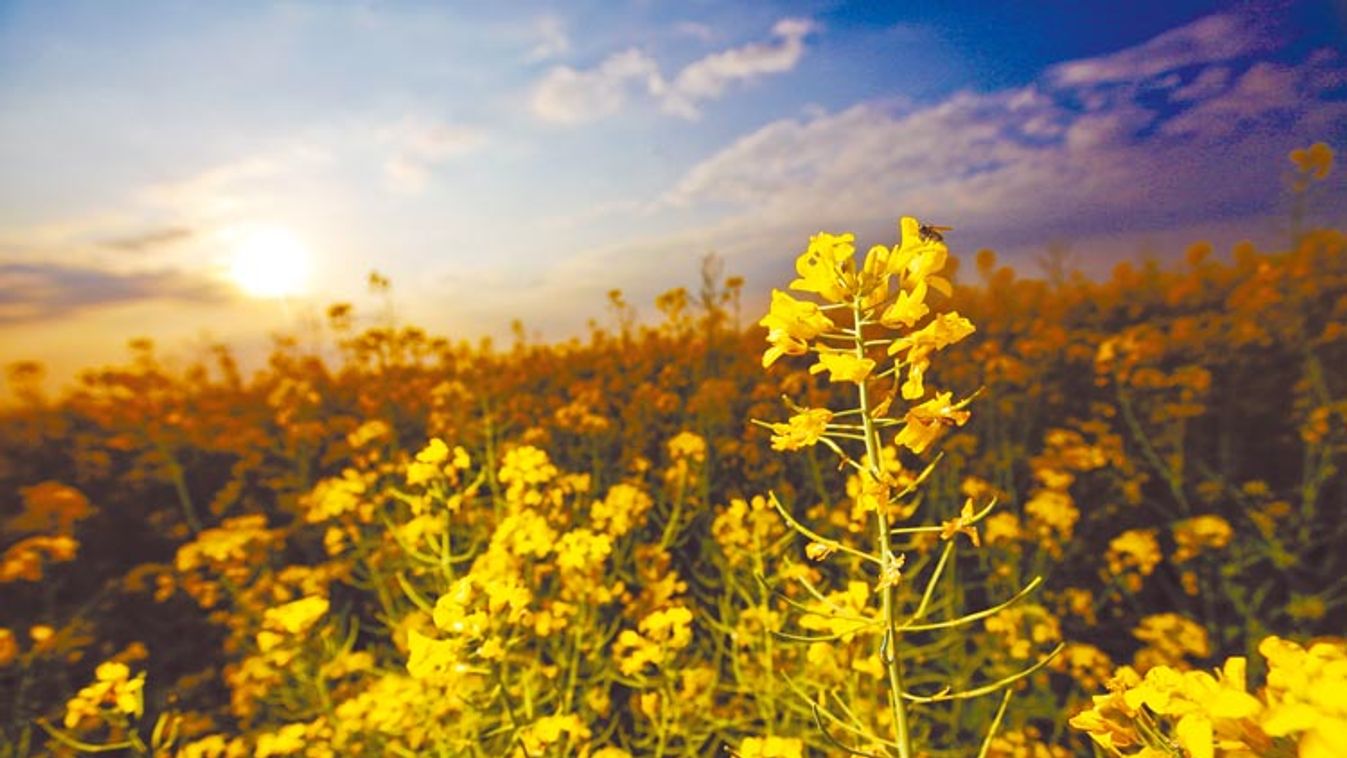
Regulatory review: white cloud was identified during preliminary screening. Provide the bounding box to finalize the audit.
[529,18,815,124]
[525,15,570,63]
[1170,66,1231,101]
[656,10,1347,265]
[1047,12,1272,86]
[378,118,486,193]
[661,18,815,119]
[530,49,664,124]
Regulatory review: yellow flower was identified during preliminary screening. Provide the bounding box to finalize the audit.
[790,232,855,302]
[1290,141,1334,180]
[738,735,805,758]
[555,529,612,572]
[62,660,145,729]
[416,437,450,465]
[759,289,836,367]
[1106,529,1162,579]
[888,312,975,399]
[255,723,308,758]
[591,483,653,538]
[262,595,329,637]
[894,391,971,454]
[516,714,591,756]
[768,407,833,451]
[982,512,1022,545]
[1171,515,1233,563]
[406,629,461,680]
[798,581,874,642]
[640,605,694,649]
[1025,489,1079,543]
[888,311,975,358]
[938,499,981,547]
[1132,613,1210,664]
[809,350,875,383]
[1259,635,1347,751]
[499,445,558,505]
[303,469,367,523]
[0,628,15,667]
[491,509,557,558]
[667,431,707,463]
[889,217,953,296]
[345,419,391,449]
[880,281,929,328]
[805,541,836,561]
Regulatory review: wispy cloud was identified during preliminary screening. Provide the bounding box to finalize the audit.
[525,14,571,63]
[661,18,815,119]
[1046,11,1273,87]
[99,226,194,254]
[0,262,230,325]
[530,18,815,124]
[661,12,1347,251]
[379,118,487,193]
[530,49,665,125]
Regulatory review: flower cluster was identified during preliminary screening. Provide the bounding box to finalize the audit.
[1070,635,1347,758]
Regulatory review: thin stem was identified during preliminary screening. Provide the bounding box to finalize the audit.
[769,493,882,566]
[853,296,913,758]
[976,689,1014,758]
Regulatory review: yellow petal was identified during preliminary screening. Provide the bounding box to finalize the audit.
[1175,713,1213,758]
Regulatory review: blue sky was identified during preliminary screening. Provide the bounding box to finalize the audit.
[1,0,1345,388]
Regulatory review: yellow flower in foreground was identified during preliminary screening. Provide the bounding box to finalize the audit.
[759,289,836,367]
[939,499,981,547]
[1260,635,1347,754]
[768,408,833,451]
[887,216,954,299]
[894,391,971,454]
[406,628,462,680]
[889,312,975,399]
[63,660,145,728]
[810,350,875,384]
[790,231,855,302]
[880,281,929,328]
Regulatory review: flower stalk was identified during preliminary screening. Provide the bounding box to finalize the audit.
[757,217,1053,755]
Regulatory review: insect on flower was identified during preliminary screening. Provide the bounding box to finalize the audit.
[917,223,953,243]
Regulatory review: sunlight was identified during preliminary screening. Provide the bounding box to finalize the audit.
[227,226,312,299]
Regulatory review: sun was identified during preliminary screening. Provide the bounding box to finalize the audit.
[227,227,313,298]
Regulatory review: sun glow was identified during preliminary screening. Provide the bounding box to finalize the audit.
[227,227,313,298]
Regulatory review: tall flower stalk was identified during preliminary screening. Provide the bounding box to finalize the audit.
[756,217,1059,756]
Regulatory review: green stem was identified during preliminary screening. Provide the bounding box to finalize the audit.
[853,300,913,758]
[157,441,202,534]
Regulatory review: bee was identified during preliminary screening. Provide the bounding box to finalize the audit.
[918,223,953,243]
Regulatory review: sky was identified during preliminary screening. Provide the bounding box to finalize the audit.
[1,0,1345,393]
